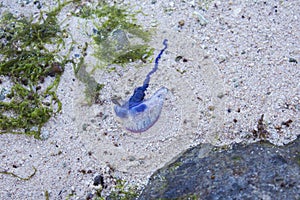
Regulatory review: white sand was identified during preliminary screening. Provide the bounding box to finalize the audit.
[0,0,299,199]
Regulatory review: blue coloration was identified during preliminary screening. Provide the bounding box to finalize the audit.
[128,39,168,109]
[113,40,168,132]
[133,103,147,113]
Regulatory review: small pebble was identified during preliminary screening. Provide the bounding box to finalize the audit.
[217,54,226,63]
[234,82,239,88]
[40,130,50,140]
[128,156,136,161]
[0,88,6,100]
[93,175,104,187]
[21,77,28,85]
[175,56,183,62]
[82,123,89,131]
[48,62,64,77]
[34,1,42,9]
[92,28,99,35]
[86,193,93,200]
[193,11,208,26]
[208,106,215,111]
[217,93,225,99]
[288,58,297,63]
[0,94,5,101]
[178,20,185,27]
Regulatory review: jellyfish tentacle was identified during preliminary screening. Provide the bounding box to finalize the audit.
[143,39,168,86]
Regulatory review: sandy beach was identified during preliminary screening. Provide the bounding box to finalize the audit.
[0,0,299,199]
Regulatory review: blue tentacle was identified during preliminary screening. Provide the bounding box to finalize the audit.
[128,39,168,109]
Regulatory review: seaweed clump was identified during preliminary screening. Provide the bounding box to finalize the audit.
[74,2,154,69]
[0,6,68,138]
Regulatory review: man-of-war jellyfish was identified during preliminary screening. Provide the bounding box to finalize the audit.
[113,39,168,132]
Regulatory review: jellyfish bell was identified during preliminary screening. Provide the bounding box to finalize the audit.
[113,87,168,133]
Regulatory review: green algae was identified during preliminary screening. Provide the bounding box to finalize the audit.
[107,179,140,200]
[45,190,50,200]
[0,3,70,138]
[73,2,154,70]
[168,161,183,173]
[75,55,104,105]
[0,166,37,181]
[81,177,140,200]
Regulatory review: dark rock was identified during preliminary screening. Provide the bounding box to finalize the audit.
[139,136,300,199]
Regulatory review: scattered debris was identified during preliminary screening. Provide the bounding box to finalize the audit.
[251,114,270,140]
[0,166,37,181]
